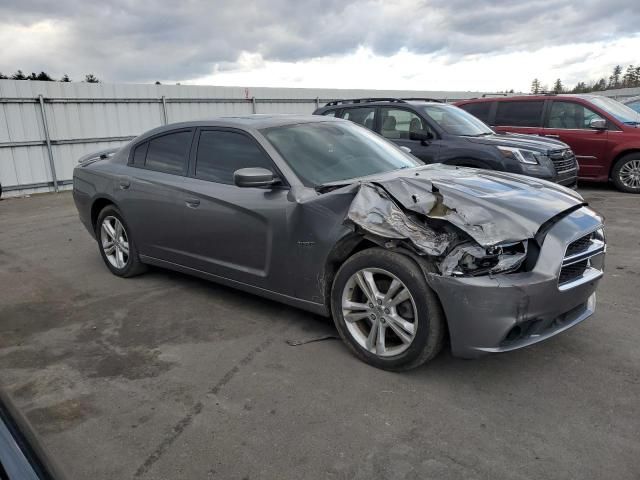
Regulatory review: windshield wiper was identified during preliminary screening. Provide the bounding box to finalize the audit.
[623,121,640,126]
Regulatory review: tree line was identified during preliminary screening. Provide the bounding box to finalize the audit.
[532,64,640,94]
[0,70,100,83]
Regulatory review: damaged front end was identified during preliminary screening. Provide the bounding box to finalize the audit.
[330,165,602,358]
[344,177,534,278]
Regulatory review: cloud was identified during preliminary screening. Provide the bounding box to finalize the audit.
[0,0,638,85]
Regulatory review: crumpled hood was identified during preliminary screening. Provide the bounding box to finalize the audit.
[340,164,586,247]
[464,132,569,152]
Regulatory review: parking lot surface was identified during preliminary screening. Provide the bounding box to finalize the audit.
[0,186,639,479]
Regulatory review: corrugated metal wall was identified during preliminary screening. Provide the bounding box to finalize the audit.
[0,80,486,197]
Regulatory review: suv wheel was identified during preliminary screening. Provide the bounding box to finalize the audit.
[96,205,147,277]
[612,153,640,193]
[331,248,445,371]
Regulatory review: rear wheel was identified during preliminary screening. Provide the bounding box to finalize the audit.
[331,248,445,371]
[96,205,147,277]
[611,153,640,193]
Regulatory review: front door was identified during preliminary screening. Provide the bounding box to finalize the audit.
[178,128,292,291]
[542,100,609,179]
[378,107,441,163]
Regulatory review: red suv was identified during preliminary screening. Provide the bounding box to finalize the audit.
[456,94,640,193]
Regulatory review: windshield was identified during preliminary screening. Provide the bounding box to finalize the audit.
[261,121,422,186]
[421,104,494,136]
[588,96,640,124]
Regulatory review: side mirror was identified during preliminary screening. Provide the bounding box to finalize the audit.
[409,130,433,142]
[589,118,607,130]
[233,167,279,188]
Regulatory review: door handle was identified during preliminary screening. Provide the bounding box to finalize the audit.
[185,198,200,208]
[544,134,560,138]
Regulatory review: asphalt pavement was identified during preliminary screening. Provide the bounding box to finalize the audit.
[0,185,638,479]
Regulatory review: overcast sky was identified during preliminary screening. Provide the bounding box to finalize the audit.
[1,0,638,92]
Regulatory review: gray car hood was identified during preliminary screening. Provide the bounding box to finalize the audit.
[464,133,568,152]
[326,164,586,249]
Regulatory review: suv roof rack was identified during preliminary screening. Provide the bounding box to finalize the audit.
[401,97,443,103]
[324,98,406,106]
[481,93,509,98]
[324,97,443,107]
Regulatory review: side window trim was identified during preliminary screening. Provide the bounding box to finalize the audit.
[128,128,195,176]
[189,127,289,187]
[487,101,498,126]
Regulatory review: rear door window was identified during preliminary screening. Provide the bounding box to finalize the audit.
[495,101,544,127]
[339,107,376,130]
[379,107,432,139]
[132,142,149,166]
[143,131,192,175]
[547,101,606,129]
[459,102,492,123]
[195,130,276,185]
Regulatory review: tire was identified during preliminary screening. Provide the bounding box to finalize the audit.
[95,205,147,277]
[611,153,640,193]
[331,248,445,371]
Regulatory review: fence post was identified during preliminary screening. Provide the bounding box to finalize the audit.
[37,94,59,192]
[161,96,168,124]
[315,97,320,109]
[251,96,257,114]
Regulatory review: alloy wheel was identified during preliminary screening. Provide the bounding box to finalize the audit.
[341,268,418,357]
[619,159,640,189]
[100,216,130,269]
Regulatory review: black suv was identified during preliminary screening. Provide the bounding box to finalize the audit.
[313,98,578,187]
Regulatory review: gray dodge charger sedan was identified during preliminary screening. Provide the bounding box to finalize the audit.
[73,115,606,370]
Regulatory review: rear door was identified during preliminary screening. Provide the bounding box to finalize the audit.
[542,100,609,179]
[377,106,441,163]
[122,129,195,265]
[178,128,292,290]
[492,99,545,136]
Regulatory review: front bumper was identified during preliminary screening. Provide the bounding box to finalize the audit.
[426,206,604,358]
[516,155,578,187]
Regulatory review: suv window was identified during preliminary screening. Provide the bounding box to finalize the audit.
[322,110,337,117]
[379,108,431,140]
[495,101,544,127]
[547,101,606,129]
[143,131,192,175]
[459,102,492,123]
[195,130,275,184]
[340,107,376,129]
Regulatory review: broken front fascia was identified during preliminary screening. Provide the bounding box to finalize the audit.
[345,181,527,277]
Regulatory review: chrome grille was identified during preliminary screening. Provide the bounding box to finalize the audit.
[558,228,606,291]
[550,149,577,174]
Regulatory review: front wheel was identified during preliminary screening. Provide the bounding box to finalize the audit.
[611,154,640,193]
[331,248,445,371]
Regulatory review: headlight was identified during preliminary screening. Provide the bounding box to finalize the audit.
[441,241,528,276]
[496,146,541,165]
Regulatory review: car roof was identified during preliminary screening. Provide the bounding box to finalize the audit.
[136,114,341,139]
[457,94,608,104]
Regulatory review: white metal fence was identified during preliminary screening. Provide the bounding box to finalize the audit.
[0,80,486,197]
